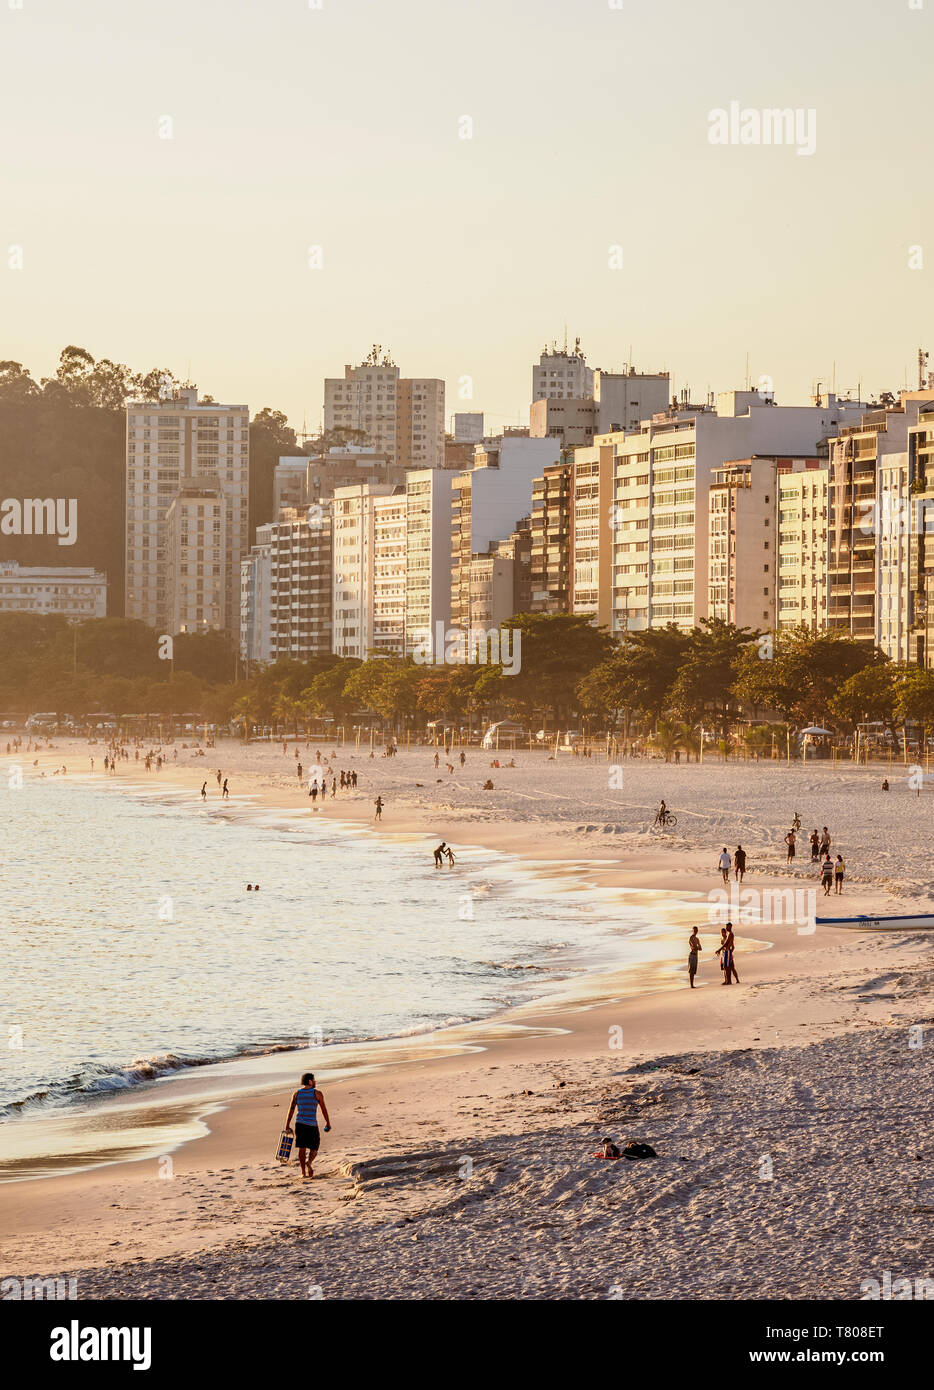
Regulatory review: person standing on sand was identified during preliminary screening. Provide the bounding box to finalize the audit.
[460,751,466,767]
[375,796,383,820]
[718,847,731,885]
[724,922,739,984]
[733,844,746,883]
[200,781,207,800]
[834,854,845,895]
[284,1071,331,1180]
[819,826,831,858]
[785,829,796,864]
[688,928,702,989]
[819,853,834,896]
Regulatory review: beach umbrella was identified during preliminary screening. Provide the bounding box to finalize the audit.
[799,725,834,735]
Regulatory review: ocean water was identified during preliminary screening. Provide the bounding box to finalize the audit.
[0,772,636,1119]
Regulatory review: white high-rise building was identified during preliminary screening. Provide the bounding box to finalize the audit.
[404,469,456,656]
[125,387,249,635]
[324,351,444,469]
[532,342,593,401]
[163,484,227,635]
[331,482,406,660]
[611,391,867,634]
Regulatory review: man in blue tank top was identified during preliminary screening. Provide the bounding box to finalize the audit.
[285,1072,332,1179]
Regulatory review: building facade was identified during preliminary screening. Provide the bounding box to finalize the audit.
[404,469,455,657]
[450,437,560,632]
[323,353,444,469]
[532,343,593,401]
[163,484,226,635]
[125,387,249,636]
[0,562,107,618]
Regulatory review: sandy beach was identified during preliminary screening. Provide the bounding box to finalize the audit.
[2,737,933,1300]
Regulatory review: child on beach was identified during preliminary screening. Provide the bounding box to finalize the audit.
[834,854,845,894]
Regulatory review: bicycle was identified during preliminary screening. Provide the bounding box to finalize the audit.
[654,810,678,829]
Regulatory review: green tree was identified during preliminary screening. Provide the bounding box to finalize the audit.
[733,626,876,725]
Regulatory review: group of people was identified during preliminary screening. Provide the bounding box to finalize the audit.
[784,819,845,894]
[687,923,740,988]
[716,845,746,883]
[200,775,229,800]
[433,841,456,867]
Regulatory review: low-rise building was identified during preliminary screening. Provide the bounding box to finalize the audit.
[0,562,107,618]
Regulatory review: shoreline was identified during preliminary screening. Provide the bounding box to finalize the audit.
[3,738,933,1294]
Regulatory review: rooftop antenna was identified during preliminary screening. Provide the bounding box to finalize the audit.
[919,347,929,390]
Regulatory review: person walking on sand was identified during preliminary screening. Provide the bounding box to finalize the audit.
[810,829,820,862]
[222,778,229,799]
[834,854,845,895]
[200,781,207,801]
[819,853,834,896]
[284,1071,331,1180]
[688,928,702,989]
[375,796,383,820]
[785,829,796,864]
[733,844,746,883]
[718,847,731,885]
[460,751,466,767]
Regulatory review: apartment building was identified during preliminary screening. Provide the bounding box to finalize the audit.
[775,461,830,632]
[324,351,444,469]
[274,448,402,518]
[0,561,106,618]
[331,483,405,660]
[593,368,670,435]
[453,412,484,444]
[825,391,934,653]
[529,461,574,613]
[467,521,532,630]
[125,387,249,635]
[404,469,455,657]
[611,391,866,635]
[569,442,614,627]
[906,402,934,666]
[262,505,333,661]
[532,342,593,401]
[450,437,560,631]
[240,534,274,664]
[706,456,823,632]
[529,397,596,448]
[163,484,226,635]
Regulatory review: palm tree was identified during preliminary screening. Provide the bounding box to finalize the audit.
[649,718,688,763]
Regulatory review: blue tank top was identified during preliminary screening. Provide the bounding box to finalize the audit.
[296,1087,318,1125]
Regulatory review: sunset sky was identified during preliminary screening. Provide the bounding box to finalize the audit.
[2,0,931,433]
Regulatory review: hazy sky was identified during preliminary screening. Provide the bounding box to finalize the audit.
[2,0,931,434]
